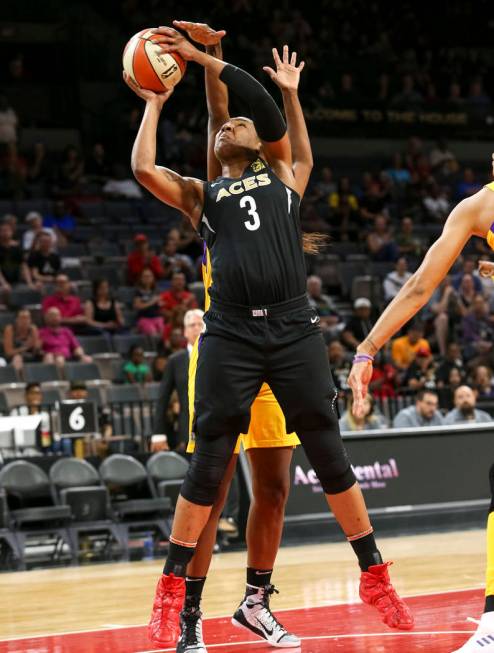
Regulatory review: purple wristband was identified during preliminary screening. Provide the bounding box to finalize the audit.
[353,353,374,364]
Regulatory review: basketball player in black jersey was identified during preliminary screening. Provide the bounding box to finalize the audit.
[124,26,413,648]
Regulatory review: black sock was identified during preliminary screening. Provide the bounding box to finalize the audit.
[185,576,207,609]
[163,541,196,577]
[246,567,273,590]
[485,595,494,613]
[349,532,383,571]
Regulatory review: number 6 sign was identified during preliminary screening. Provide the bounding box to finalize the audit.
[60,401,98,437]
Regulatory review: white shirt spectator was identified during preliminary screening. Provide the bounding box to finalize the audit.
[384,269,412,302]
[0,106,18,144]
[23,226,57,251]
[103,178,143,199]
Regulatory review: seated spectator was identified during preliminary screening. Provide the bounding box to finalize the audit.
[39,307,92,366]
[26,142,53,195]
[456,273,480,318]
[43,200,76,244]
[385,153,411,186]
[103,163,143,199]
[123,345,152,384]
[359,176,390,221]
[152,353,169,382]
[366,214,398,262]
[438,366,464,411]
[56,145,84,195]
[328,340,351,392]
[402,348,437,392]
[3,308,42,371]
[369,351,397,398]
[393,390,443,428]
[391,322,431,370]
[328,177,358,211]
[341,298,374,350]
[472,365,494,399]
[2,213,19,244]
[0,221,33,292]
[9,382,51,452]
[456,168,482,200]
[27,231,61,285]
[22,211,57,251]
[42,273,87,330]
[452,258,483,294]
[461,295,494,362]
[444,385,492,424]
[85,142,111,186]
[309,166,336,202]
[383,257,412,303]
[436,343,464,387]
[160,272,198,319]
[429,278,459,356]
[133,267,165,337]
[391,74,423,111]
[423,183,450,222]
[395,216,424,259]
[161,230,195,281]
[307,275,340,332]
[0,94,18,145]
[84,279,124,334]
[339,394,387,432]
[429,140,458,177]
[127,233,164,285]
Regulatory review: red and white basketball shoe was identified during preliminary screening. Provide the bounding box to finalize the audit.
[359,562,414,630]
[148,573,186,646]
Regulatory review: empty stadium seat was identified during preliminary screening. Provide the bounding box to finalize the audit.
[63,362,102,382]
[23,363,60,384]
[76,336,112,355]
[146,452,189,506]
[0,312,16,332]
[8,288,42,309]
[112,334,148,356]
[0,367,19,385]
[0,488,22,568]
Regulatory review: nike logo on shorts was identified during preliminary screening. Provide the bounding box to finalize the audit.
[311,316,320,324]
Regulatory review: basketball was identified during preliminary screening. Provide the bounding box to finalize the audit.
[122,28,186,92]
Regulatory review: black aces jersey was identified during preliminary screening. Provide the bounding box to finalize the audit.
[198,158,307,306]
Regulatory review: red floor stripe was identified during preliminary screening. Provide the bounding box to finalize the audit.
[0,588,484,653]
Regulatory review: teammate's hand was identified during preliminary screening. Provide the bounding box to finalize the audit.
[122,71,173,107]
[263,45,305,92]
[172,20,226,46]
[151,26,201,61]
[347,361,374,418]
[479,260,494,278]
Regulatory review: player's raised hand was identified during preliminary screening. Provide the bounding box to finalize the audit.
[122,71,173,106]
[151,26,201,61]
[347,360,374,418]
[172,20,226,46]
[263,45,305,92]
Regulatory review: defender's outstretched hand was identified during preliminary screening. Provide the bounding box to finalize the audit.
[172,20,226,46]
[151,26,201,61]
[122,71,173,106]
[348,360,374,418]
[479,260,494,278]
[263,45,305,92]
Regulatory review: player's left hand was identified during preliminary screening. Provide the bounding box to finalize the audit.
[151,26,200,61]
[348,360,374,418]
[479,260,494,278]
[172,20,226,46]
[263,45,305,92]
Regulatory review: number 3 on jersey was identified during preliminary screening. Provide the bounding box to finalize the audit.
[240,195,260,231]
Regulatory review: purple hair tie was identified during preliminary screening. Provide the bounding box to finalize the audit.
[353,353,374,364]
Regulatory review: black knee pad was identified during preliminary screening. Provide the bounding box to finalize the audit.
[298,428,356,495]
[180,434,236,506]
[195,411,250,440]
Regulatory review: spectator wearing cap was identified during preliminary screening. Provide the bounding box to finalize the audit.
[160,272,198,319]
[393,390,443,428]
[39,307,92,367]
[444,385,492,425]
[383,257,412,303]
[402,347,437,392]
[42,273,87,330]
[341,298,374,350]
[27,231,61,286]
[391,322,431,370]
[127,233,165,285]
[0,221,34,293]
[307,275,340,333]
[22,211,57,251]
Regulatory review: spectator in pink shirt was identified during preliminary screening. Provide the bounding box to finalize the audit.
[39,307,92,367]
[42,273,87,330]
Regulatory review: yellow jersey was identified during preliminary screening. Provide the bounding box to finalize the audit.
[486,182,494,250]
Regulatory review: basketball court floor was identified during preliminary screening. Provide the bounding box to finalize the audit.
[0,529,486,652]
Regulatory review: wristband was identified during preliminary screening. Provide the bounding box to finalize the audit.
[353,353,374,364]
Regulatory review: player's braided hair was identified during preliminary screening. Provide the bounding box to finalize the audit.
[302,232,329,255]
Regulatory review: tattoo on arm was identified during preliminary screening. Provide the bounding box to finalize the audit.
[365,337,379,355]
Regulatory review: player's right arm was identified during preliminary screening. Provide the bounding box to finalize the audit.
[123,73,204,229]
[173,21,228,181]
[348,195,478,416]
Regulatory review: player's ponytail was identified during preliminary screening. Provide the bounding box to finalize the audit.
[302,232,329,255]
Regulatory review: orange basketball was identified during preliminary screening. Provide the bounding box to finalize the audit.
[122,28,186,92]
